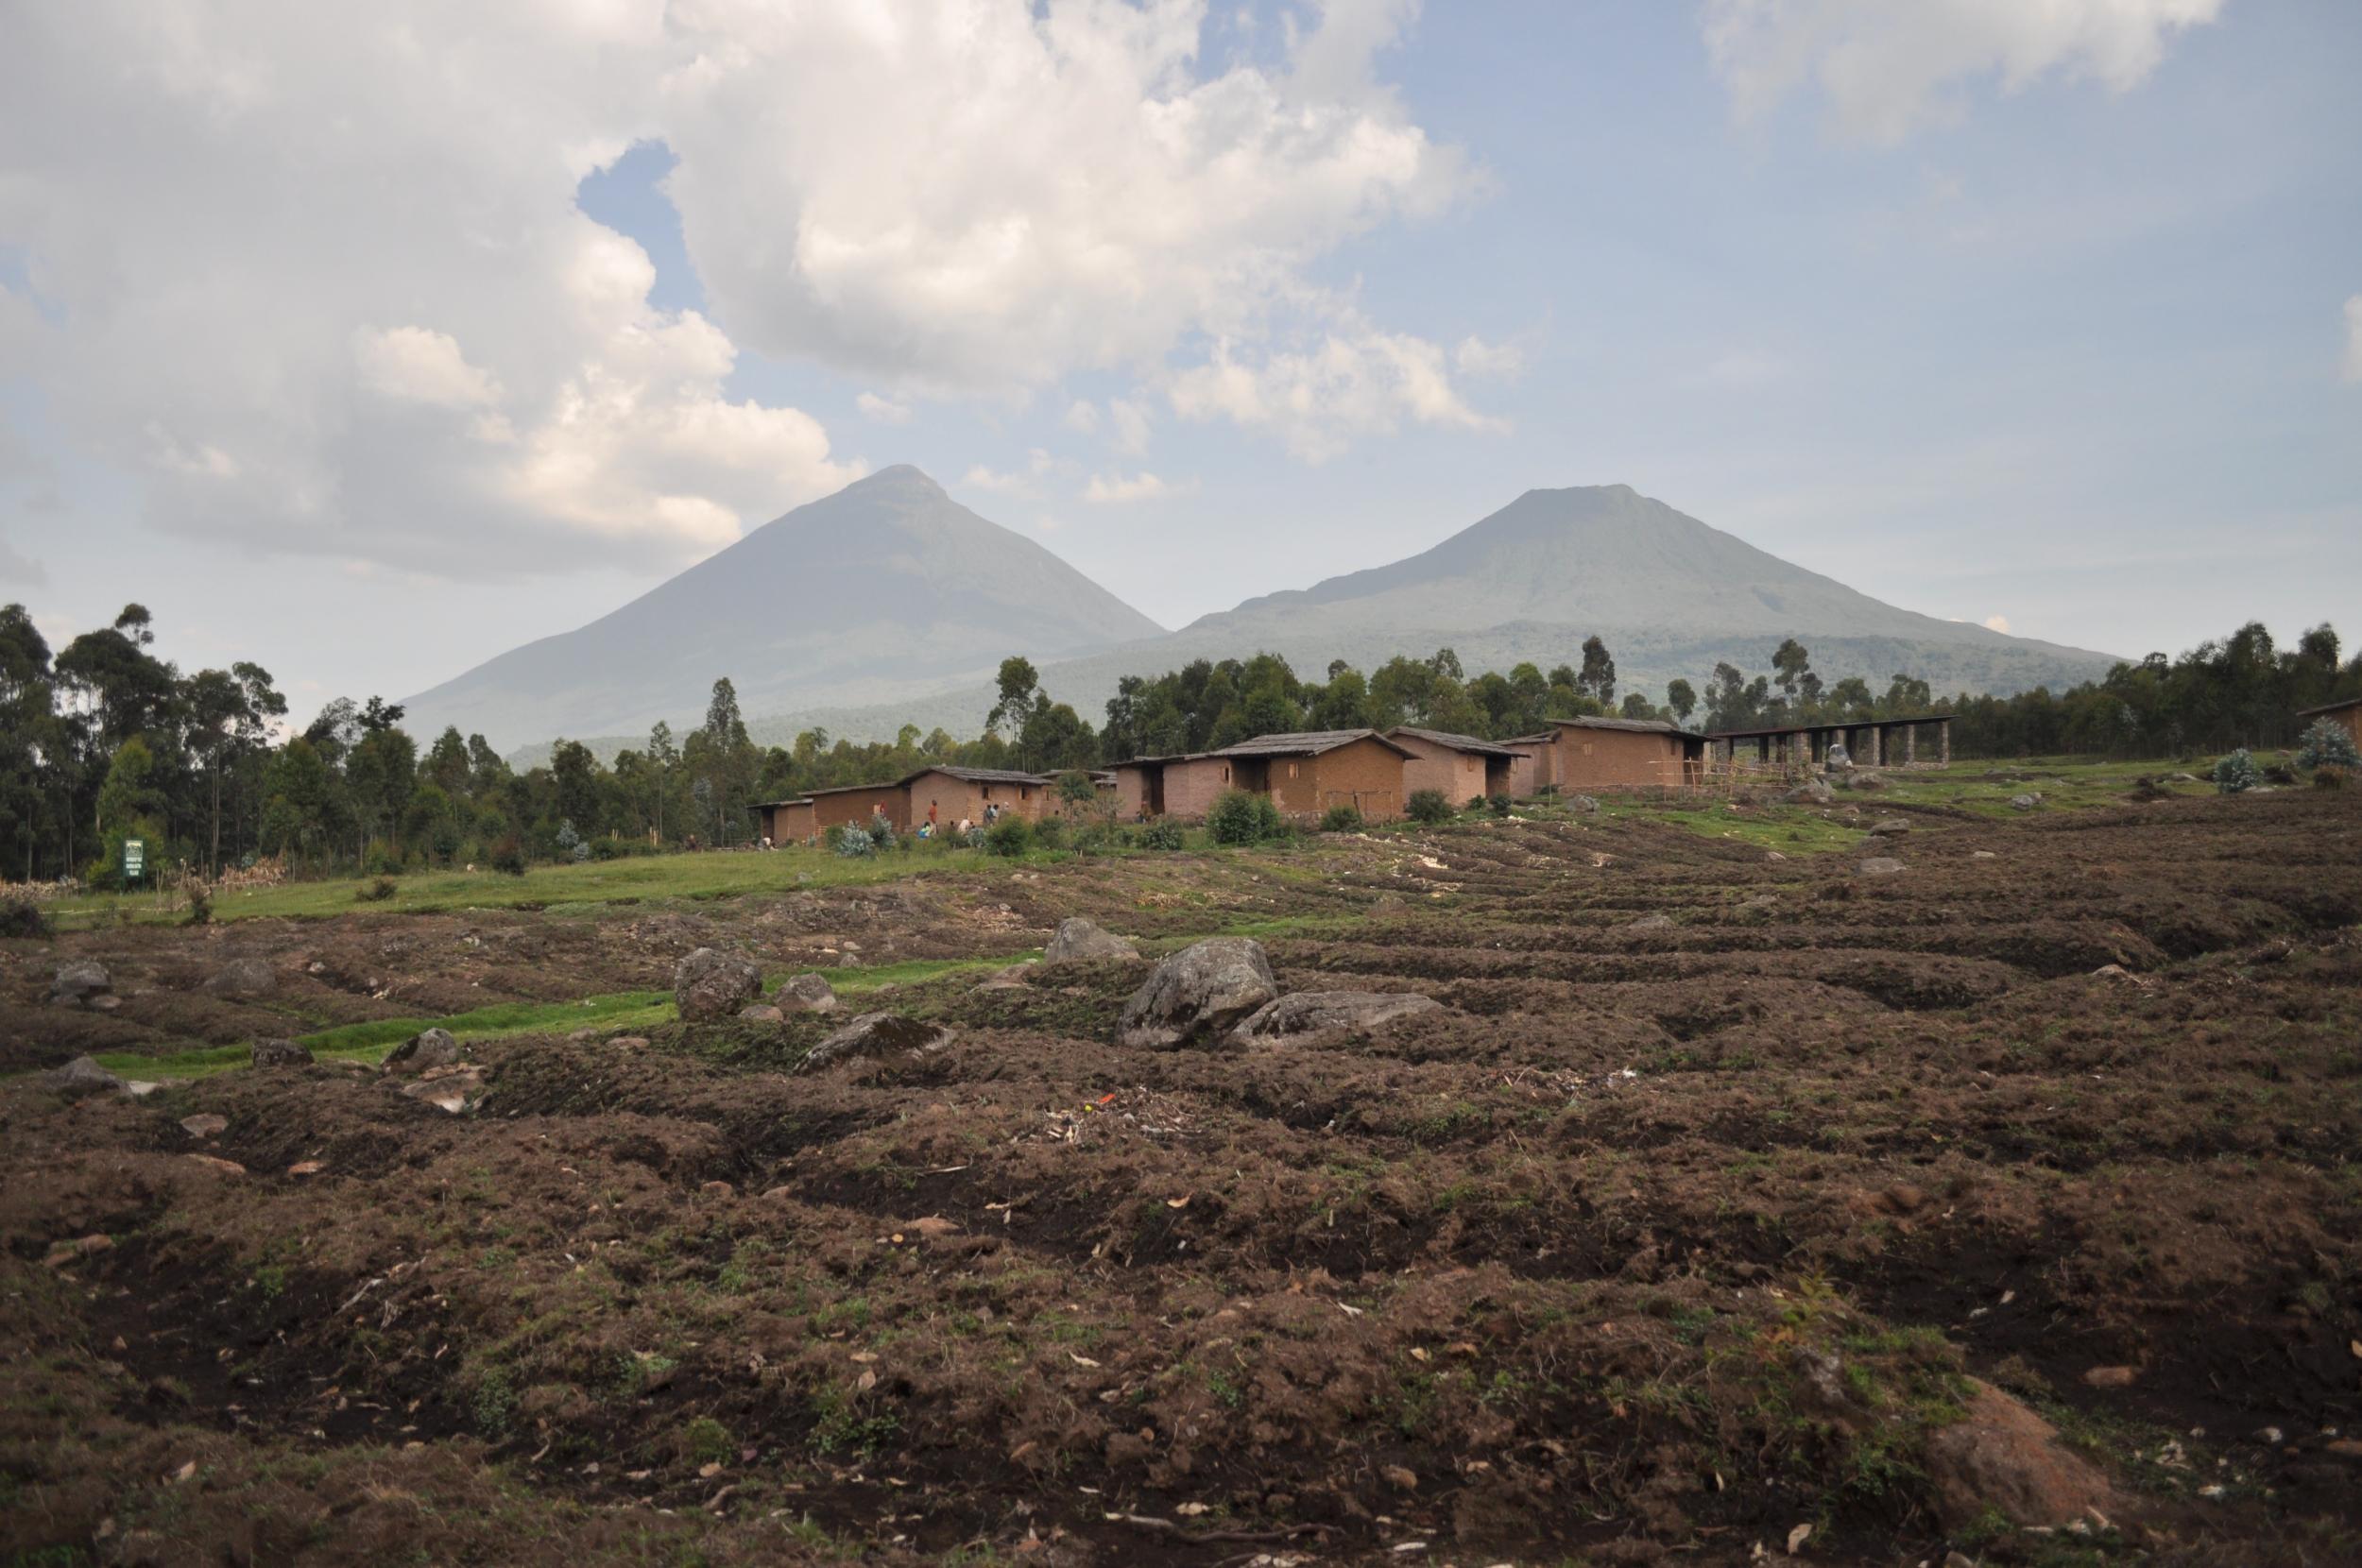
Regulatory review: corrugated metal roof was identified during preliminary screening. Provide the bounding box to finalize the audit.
[803,779,902,798]
[752,798,812,810]
[902,765,1051,786]
[1212,728,1415,758]
[1552,715,1708,741]
[1388,725,1519,758]
[1704,713,1951,741]
[2296,697,2362,717]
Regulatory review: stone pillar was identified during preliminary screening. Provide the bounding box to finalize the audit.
[1939,720,1951,766]
[1905,725,1917,764]
[1870,725,1885,767]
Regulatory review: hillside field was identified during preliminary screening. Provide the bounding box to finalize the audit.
[4,761,2359,1566]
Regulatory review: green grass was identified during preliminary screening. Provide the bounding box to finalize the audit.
[1600,800,1868,854]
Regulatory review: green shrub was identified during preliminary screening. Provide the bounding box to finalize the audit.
[835,827,875,858]
[2296,719,2361,772]
[1487,793,1513,817]
[356,876,398,903]
[2212,749,2259,794]
[868,811,896,849]
[183,881,213,926]
[1032,817,1066,850]
[1406,789,1453,825]
[985,816,1034,857]
[1,898,55,939]
[2317,768,2347,790]
[1208,790,1284,844]
[1139,818,1186,851]
[1321,804,1364,833]
[488,835,527,876]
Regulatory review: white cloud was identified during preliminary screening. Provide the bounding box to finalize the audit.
[658,0,1485,406]
[354,326,502,408]
[856,391,913,425]
[2342,295,2362,384]
[1687,350,1786,389]
[1982,614,2011,634]
[1108,398,1154,457]
[1453,335,1523,378]
[1169,307,1508,461]
[1063,401,1102,435]
[1702,0,2226,144]
[1083,470,1193,503]
[0,0,1489,584]
[962,447,1062,500]
[0,2,859,576]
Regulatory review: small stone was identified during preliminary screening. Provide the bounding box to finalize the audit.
[2082,1365,2139,1389]
[1043,917,1138,964]
[1232,990,1443,1043]
[608,1035,650,1049]
[1869,817,1912,835]
[775,972,839,1014]
[184,1154,248,1176]
[287,1160,325,1177]
[1858,857,1907,876]
[796,1013,954,1074]
[738,1004,784,1023]
[1972,850,1998,860]
[1625,913,1675,931]
[49,960,111,1005]
[674,946,762,1021]
[42,1056,124,1099]
[1381,1464,1418,1491]
[1564,793,1600,813]
[180,1114,228,1139]
[2011,793,2043,811]
[250,1039,314,1068]
[202,957,277,998]
[382,1028,459,1074]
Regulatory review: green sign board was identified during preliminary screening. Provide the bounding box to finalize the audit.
[123,838,145,879]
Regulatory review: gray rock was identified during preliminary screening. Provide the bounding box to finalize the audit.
[1043,917,1138,964]
[1858,857,1907,877]
[1869,817,1912,836]
[739,1004,784,1023]
[43,1055,124,1098]
[796,1013,953,1074]
[250,1038,314,1068]
[2011,793,2043,811]
[382,1027,460,1074]
[49,961,111,1005]
[1232,990,1442,1043]
[1115,938,1278,1050]
[202,957,277,998]
[1564,793,1601,814]
[675,946,762,1021]
[1786,778,1835,805]
[971,963,1036,993]
[776,971,840,1014]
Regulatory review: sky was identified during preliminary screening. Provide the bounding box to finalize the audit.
[2,0,2357,724]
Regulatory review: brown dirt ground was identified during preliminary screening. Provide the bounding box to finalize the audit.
[4,790,2361,1566]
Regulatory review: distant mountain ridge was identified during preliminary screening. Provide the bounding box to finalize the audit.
[402,466,1166,747]
[418,469,2121,758]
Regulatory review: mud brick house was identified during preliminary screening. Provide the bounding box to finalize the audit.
[901,765,1053,828]
[2298,696,2362,752]
[755,798,815,844]
[1545,716,1706,791]
[1111,753,1236,821]
[803,779,914,835]
[1210,729,1412,822]
[1388,726,1517,804]
[1501,733,1556,796]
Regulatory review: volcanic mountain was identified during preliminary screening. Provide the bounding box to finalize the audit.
[401,466,1165,747]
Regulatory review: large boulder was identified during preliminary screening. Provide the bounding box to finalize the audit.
[675,947,762,1022]
[203,957,277,998]
[1232,990,1442,1043]
[42,1055,123,1099]
[2011,793,2044,811]
[1044,917,1138,965]
[1786,777,1835,805]
[1926,1381,2121,1529]
[1115,938,1278,1050]
[250,1038,314,1068]
[49,961,111,1007]
[1868,817,1912,836]
[382,1027,459,1074]
[796,1013,954,1074]
[776,972,840,1014]
[1564,794,1600,814]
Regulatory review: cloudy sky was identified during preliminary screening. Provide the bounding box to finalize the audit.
[3,0,2356,717]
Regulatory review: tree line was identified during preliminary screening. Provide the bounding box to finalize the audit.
[6,599,2353,886]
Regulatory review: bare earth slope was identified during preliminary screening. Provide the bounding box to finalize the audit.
[4,778,2358,1564]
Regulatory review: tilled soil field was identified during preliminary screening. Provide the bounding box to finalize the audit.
[5,789,2361,1566]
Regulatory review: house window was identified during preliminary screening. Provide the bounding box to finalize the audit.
[1287,762,1298,779]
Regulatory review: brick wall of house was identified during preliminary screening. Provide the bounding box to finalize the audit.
[1505,740,1553,796]
[1308,737,1406,821]
[1163,757,1237,819]
[806,783,910,834]
[1395,734,1491,805]
[1549,727,1693,791]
